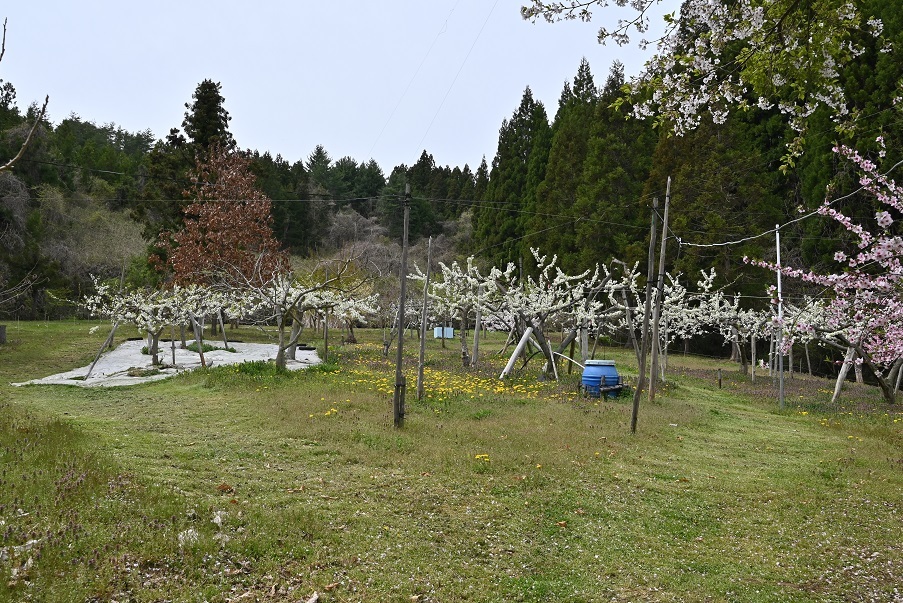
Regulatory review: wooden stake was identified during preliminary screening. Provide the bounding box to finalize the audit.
[471,284,482,367]
[86,321,120,380]
[323,267,329,364]
[417,236,432,400]
[650,180,670,403]
[393,185,411,428]
[631,197,659,434]
[751,334,756,383]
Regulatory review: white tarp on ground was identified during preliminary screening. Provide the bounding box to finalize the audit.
[11,339,320,388]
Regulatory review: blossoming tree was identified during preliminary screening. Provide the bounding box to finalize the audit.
[751,141,903,403]
[489,249,629,379]
[235,257,377,370]
[411,257,493,365]
[521,0,888,163]
[83,279,241,368]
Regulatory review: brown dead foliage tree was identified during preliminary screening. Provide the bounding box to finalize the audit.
[155,142,287,287]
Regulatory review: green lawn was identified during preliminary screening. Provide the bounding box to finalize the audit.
[1,320,901,602]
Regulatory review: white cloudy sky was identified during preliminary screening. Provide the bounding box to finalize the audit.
[2,1,664,171]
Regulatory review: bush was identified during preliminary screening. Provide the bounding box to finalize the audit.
[186,341,235,354]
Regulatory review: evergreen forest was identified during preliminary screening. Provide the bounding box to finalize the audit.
[1,0,902,330]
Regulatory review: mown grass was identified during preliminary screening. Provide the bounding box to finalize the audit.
[1,320,901,602]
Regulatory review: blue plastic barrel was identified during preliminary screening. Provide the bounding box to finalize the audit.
[582,360,621,398]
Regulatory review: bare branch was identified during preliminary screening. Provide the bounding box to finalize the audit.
[1,18,7,64]
[0,94,49,173]
[1,19,50,173]
[0,270,40,308]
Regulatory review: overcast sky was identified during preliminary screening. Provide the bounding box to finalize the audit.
[2,1,663,172]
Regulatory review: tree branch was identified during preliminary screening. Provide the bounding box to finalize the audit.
[0,95,48,173]
[0,18,7,64]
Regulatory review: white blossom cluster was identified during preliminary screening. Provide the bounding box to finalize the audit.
[631,0,875,153]
[83,264,379,368]
[523,0,887,164]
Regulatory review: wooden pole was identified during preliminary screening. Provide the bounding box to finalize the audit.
[417,236,432,400]
[393,185,411,428]
[190,313,207,368]
[471,284,482,368]
[650,180,670,403]
[751,334,756,383]
[218,311,229,350]
[631,197,659,434]
[323,267,329,364]
[85,321,120,380]
[776,224,785,409]
[621,289,640,364]
[500,327,534,379]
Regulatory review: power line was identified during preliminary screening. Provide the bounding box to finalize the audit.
[416,0,500,153]
[367,0,463,160]
[674,157,903,249]
[472,219,575,257]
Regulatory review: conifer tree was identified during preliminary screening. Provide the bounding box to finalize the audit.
[156,143,286,286]
[182,79,234,153]
[305,145,333,195]
[473,157,489,202]
[136,80,236,241]
[573,61,656,269]
[473,87,551,268]
[528,58,597,272]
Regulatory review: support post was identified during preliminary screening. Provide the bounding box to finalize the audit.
[500,327,534,379]
[471,284,482,367]
[323,267,329,364]
[393,185,411,427]
[650,179,670,402]
[751,334,757,383]
[631,197,659,434]
[86,321,120,380]
[776,224,785,409]
[417,236,432,400]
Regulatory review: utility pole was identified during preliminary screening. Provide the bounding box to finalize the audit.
[323,266,329,364]
[649,178,671,403]
[393,185,411,427]
[631,197,659,434]
[471,284,482,367]
[417,236,433,400]
[776,223,785,410]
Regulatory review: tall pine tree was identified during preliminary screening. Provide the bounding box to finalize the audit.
[573,61,657,269]
[473,87,551,269]
[527,58,597,272]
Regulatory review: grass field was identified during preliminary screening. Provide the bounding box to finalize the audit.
[1,320,901,602]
